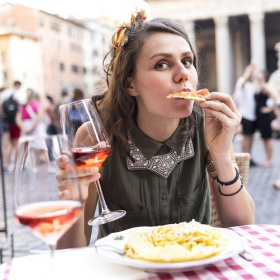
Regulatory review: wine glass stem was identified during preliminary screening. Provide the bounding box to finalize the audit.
[95,179,110,214]
[49,242,57,275]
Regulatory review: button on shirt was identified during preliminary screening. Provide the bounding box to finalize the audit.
[98,114,210,239]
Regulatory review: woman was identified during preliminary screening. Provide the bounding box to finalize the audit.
[15,89,51,168]
[254,70,276,167]
[56,11,255,249]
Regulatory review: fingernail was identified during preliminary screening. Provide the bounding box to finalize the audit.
[206,94,211,99]
[91,167,99,173]
[62,156,68,162]
[59,190,69,199]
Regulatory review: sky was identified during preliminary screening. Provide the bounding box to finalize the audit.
[0,0,150,22]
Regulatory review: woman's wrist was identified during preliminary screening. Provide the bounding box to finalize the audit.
[209,153,236,182]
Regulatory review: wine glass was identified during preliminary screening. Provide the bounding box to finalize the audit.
[59,99,126,226]
[13,135,83,273]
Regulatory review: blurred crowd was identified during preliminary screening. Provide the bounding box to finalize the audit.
[0,83,85,173]
[233,58,280,189]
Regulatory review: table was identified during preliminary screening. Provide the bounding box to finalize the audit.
[1,224,280,280]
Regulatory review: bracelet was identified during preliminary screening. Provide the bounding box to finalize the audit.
[217,167,239,186]
[218,177,244,196]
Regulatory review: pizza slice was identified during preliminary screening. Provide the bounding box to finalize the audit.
[167,88,210,102]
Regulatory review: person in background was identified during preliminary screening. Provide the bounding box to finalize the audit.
[0,81,25,172]
[0,87,12,172]
[271,104,280,190]
[234,64,257,167]
[15,89,47,137]
[55,89,71,133]
[254,70,276,167]
[71,88,85,102]
[55,11,254,249]
[46,94,58,135]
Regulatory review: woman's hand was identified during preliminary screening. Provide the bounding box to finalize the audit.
[199,92,241,158]
[56,155,100,201]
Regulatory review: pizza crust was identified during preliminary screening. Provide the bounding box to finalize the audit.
[167,89,210,102]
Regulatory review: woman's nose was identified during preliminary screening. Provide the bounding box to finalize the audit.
[174,64,189,83]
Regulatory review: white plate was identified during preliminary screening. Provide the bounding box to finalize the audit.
[95,226,248,273]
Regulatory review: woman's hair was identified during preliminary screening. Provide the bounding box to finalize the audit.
[26,89,39,104]
[72,88,84,102]
[93,17,200,156]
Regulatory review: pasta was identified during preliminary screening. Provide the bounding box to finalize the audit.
[124,220,228,262]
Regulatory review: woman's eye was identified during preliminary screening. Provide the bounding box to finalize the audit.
[182,59,193,67]
[155,62,168,70]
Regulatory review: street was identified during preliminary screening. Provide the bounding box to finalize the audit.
[1,137,280,263]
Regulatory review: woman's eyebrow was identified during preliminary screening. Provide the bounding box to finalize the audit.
[149,53,173,60]
[149,51,193,60]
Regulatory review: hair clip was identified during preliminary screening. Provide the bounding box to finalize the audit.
[111,9,147,56]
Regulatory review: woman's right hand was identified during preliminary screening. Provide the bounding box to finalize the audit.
[56,155,100,201]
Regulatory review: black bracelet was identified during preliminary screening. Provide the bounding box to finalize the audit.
[217,167,239,186]
[218,178,244,196]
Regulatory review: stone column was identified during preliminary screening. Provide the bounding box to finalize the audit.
[249,12,266,70]
[214,16,232,94]
[182,20,196,50]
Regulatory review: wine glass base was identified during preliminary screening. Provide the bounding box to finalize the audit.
[88,210,126,226]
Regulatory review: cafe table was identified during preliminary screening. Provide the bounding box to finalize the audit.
[1,224,280,280]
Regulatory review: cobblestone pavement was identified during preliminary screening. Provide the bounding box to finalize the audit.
[1,138,280,263]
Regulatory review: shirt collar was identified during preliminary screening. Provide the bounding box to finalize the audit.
[130,120,185,160]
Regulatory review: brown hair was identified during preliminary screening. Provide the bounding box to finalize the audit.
[72,88,84,102]
[93,17,201,156]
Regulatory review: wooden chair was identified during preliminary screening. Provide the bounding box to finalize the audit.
[209,153,251,228]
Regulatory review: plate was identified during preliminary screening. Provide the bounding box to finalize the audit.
[95,226,247,273]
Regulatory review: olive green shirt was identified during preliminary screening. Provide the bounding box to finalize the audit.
[98,114,210,238]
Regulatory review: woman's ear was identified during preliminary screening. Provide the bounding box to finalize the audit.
[126,77,138,96]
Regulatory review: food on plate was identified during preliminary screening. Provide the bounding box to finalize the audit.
[124,220,228,262]
[167,88,210,101]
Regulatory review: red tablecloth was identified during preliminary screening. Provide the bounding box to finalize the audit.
[2,224,280,280]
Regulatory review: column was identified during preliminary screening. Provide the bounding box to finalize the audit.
[249,12,266,70]
[276,42,280,69]
[214,16,232,94]
[182,20,196,50]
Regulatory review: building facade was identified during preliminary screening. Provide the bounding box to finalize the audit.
[0,3,113,101]
[147,0,280,94]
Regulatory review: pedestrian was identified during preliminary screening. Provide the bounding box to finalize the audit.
[15,89,47,137]
[71,88,84,102]
[15,89,51,168]
[234,64,257,166]
[254,70,276,167]
[45,94,58,135]
[55,89,71,133]
[0,87,12,171]
[0,81,25,172]
[55,10,255,249]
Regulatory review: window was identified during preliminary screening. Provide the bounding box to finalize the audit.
[38,17,44,27]
[68,26,77,37]
[3,71,7,80]
[83,67,87,74]
[60,63,64,71]
[51,22,60,32]
[7,17,15,26]
[1,52,6,62]
[71,65,78,73]
[91,32,96,42]
[92,49,98,57]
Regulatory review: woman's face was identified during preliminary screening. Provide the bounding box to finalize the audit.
[127,32,198,121]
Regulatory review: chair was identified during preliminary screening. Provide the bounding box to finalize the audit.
[209,153,251,228]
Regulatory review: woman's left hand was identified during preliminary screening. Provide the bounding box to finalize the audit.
[198,92,241,157]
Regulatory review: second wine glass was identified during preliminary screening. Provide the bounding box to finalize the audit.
[60,99,126,226]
